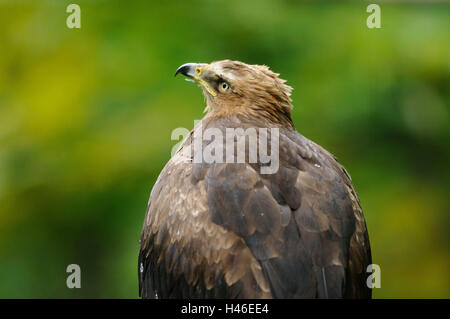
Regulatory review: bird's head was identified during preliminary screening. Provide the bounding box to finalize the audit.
[175,60,294,127]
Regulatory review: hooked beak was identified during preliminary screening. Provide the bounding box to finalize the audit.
[175,62,217,97]
[174,63,196,78]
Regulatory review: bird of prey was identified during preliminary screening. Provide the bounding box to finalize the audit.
[138,60,371,299]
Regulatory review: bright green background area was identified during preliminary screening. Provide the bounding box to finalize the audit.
[0,0,448,298]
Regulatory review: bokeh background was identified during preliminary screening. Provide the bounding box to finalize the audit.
[0,0,448,298]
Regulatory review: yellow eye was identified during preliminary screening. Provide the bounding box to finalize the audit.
[218,81,229,93]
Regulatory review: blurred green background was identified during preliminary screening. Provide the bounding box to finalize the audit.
[0,0,448,298]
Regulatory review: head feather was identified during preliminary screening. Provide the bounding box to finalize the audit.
[206,60,294,127]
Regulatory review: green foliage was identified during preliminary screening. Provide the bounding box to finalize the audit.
[0,0,448,298]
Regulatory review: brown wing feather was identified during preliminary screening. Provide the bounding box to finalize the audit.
[138,120,271,298]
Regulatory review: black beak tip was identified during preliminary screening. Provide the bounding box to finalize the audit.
[175,63,196,78]
[174,67,183,77]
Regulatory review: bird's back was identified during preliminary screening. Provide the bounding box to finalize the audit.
[139,114,371,299]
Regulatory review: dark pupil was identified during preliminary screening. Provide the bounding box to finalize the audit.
[222,83,227,88]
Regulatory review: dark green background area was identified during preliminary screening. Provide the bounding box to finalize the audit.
[0,0,448,298]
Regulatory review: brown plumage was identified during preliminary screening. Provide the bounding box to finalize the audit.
[138,60,371,298]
